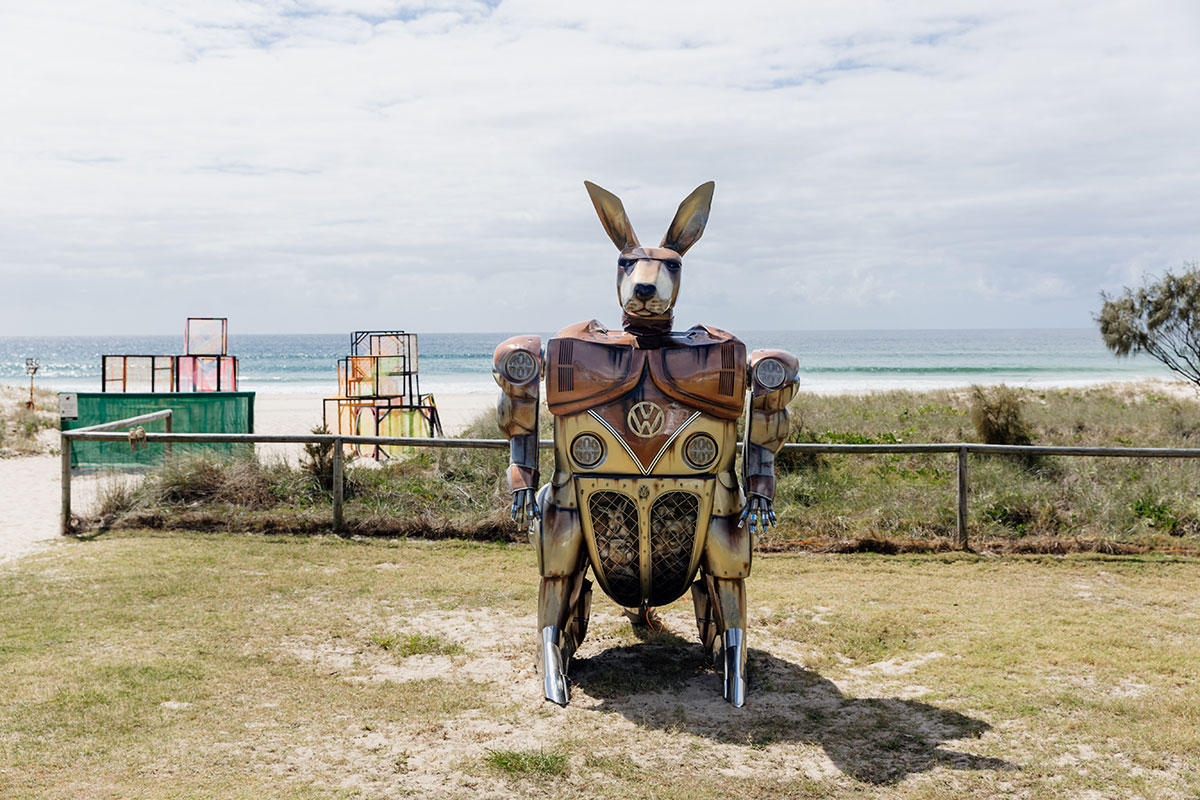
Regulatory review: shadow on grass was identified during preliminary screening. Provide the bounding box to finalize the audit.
[570,634,1017,786]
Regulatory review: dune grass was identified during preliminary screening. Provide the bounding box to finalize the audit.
[0,385,59,457]
[774,383,1200,548]
[87,382,1200,552]
[1,531,1198,798]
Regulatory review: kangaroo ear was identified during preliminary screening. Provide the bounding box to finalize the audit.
[661,181,715,255]
[584,181,640,250]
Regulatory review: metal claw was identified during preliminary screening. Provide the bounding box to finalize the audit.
[723,627,747,707]
[541,625,569,706]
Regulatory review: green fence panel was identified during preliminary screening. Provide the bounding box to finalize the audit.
[62,392,255,469]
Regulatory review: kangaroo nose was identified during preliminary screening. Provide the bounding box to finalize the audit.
[633,283,657,299]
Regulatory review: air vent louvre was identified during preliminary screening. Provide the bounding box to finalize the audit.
[557,340,575,392]
[718,343,736,396]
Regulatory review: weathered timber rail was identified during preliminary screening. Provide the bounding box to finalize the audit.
[61,418,1200,548]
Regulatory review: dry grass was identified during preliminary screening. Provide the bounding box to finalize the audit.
[1,532,1198,798]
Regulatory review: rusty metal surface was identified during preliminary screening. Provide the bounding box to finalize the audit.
[545,321,746,420]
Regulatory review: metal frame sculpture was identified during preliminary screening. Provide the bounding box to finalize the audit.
[323,330,444,460]
[494,181,798,707]
[101,318,238,393]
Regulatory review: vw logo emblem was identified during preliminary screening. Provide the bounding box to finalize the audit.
[627,401,665,438]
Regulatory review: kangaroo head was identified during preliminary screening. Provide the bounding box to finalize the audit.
[584,181,715,334]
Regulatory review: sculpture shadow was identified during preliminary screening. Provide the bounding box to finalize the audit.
[570,634,1017,786]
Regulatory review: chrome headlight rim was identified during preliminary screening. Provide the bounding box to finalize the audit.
[570,432,605,468]
[682,432,718,469]
[503,349,538,383]
[754,357,787,390]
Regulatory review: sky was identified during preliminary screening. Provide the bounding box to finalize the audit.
[1,0,1198,335]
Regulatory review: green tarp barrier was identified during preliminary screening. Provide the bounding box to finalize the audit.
[61,392,255,469]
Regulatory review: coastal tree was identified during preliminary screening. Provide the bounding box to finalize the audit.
[1097,262,1200,389]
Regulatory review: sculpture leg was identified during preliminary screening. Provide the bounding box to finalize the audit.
[693,569,748,707]
[711,576,748,707]
[710,578,748,710]
[533,483,589,706]
[691,574,719,662]
[700,511,752,707]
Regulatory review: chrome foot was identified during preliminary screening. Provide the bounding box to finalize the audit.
[541,625,569,706]
[723,628,746,708]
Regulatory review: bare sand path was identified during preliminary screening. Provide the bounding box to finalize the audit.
[0,456,106,565]
[0,456,59,563]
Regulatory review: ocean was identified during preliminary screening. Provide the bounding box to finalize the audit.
[0,328,1176,397]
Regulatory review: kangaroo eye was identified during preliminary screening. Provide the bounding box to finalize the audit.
[618,259,635,270]
[664,261,681,272]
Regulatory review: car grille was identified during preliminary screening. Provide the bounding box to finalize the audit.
[649,492,700,605]
[588,491,641,607]
[586,489,700,607]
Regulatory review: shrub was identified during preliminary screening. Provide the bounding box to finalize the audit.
[970,385,1034,446]
[302,424,337,493]
[1130,495,1180,533]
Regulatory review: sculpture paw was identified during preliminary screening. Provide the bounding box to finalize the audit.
[738,494,776,533]
[510,488,540,527]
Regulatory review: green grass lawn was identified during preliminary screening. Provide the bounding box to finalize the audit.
[2,532,1198,798]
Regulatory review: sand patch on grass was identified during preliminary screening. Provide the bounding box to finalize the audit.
[273,602,1013,795]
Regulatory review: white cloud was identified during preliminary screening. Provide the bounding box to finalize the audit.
[0,0,1198,334]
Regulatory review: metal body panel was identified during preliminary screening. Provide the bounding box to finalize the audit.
[556,372,740,606]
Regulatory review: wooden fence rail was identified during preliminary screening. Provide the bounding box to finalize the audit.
[61,420,1200,548]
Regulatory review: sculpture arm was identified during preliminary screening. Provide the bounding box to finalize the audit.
[494,336,543,526]
[740,349,800,533]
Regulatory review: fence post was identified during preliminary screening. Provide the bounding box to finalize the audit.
[164,412,173,461]
[332,437,344,532]
[61,436,72,535]
[956,446,969,550]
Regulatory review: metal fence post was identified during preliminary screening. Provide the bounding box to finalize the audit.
[332,437,344,532]
[61,435,72,535]
[956,446,969,550]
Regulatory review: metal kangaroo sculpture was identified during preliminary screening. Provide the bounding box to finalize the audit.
[494,181,798,707]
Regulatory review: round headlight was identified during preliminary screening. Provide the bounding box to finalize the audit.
[571,433,605,468]
[683,432,718,469]
[754,357,787,389]
[503,349,537,383]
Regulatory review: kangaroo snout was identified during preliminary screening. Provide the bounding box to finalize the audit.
[633,283,657,300]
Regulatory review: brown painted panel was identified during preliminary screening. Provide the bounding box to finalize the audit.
[590,372,698,471]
